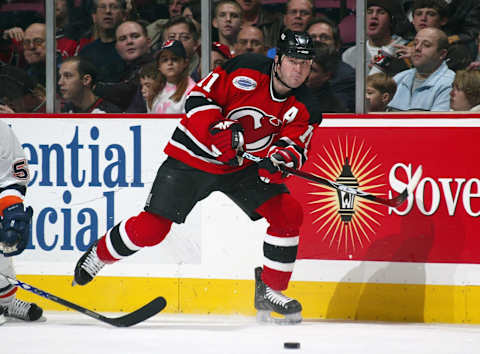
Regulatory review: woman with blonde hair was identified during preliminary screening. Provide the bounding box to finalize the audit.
[450,70,480,111]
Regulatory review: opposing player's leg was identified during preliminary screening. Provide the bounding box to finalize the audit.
[73,158,216,286]
[222,167,303,324]
[0,255,43,321]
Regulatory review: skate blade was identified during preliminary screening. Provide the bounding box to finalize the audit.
[256,310,302,325]
[3,315,47,323]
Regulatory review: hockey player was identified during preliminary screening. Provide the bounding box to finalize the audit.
[0,120,43,322]
[73,30,322,324]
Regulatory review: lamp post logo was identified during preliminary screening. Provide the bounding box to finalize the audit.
[307,137,386,253]
[336,158,358,222]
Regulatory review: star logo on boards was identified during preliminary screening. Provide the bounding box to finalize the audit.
[306,136,386,254]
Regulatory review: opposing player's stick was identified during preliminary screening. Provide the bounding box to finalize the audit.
[240,151,423,208]
[0,272,166,327]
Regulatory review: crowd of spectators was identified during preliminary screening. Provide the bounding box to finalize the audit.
[0,0,480,114]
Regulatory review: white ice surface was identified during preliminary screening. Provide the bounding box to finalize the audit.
[2,312,480,354]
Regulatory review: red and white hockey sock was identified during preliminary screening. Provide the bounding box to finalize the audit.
[261,232,299,290]
[256,194,303,291]
[97,211,173,263]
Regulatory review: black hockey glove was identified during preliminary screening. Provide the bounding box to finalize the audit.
[0,203,33,257]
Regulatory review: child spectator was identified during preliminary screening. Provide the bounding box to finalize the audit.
[366,72,397,112]
[450,70,480,111]
[162,16,200,81]
[139,61,161,113]
[149,40,195,114]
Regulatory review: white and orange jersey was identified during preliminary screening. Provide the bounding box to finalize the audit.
[0,120,29,215]
[164,53,323,174]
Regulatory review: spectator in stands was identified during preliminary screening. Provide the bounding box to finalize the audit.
[213,0,242,55]
[2,1,91,64]
[135,0,168,24]
[147,0,191,51]
[0,62,45,113]
[211,41,232,70]
[395,0,471,70]
[56,0,95,59]
[342,0,409,76]
[79,0,126,83]
[149,40,196,113]
[139,61,160,113]
[0,0,44,53]
[56,0,78,58]
[449,70,480,111]
[366,72,397,112]
[95,19,153,112]
[398,0,477,71]
[411,0,448,32]
[163,16,200,81]
[0,4,45,67]
[115,20,151,64]
[236,0,283,49]
[234,25,266,56]
[168,0,183,18]
[387,27,454,111]
[307,47,346,113]
[182,0,201,33]
[58,56,122,113]
[23,22,47,87]
[478,34,480,62]
[283,0,314,33]
[307,17,355,112]
[124,0,141,20]
[443,0,480,63]
[266,0,314,58]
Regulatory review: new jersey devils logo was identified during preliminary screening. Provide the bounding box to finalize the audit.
[227,107,282,152]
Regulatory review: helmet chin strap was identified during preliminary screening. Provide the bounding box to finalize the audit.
[273,57,296,91]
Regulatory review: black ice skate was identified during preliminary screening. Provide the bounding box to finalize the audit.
[1,298,44,321]
[254,267,302,324]
[72,240,105,286]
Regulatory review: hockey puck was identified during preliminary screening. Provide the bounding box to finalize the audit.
[284,342,300,349]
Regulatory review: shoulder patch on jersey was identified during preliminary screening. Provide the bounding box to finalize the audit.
[232,76,257,91]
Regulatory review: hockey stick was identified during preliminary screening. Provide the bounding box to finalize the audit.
[240,151,423,208]
[0,272,166,327]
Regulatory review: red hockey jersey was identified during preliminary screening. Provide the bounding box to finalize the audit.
[164,53,323,174]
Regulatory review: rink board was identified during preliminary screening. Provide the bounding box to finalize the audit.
[2,115,480,323]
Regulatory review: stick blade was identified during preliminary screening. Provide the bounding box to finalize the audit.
[105,297,167,327]
[408,165,423,195]
[386,165,423,208]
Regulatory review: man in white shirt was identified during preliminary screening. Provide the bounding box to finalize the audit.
[342,0,409,76]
